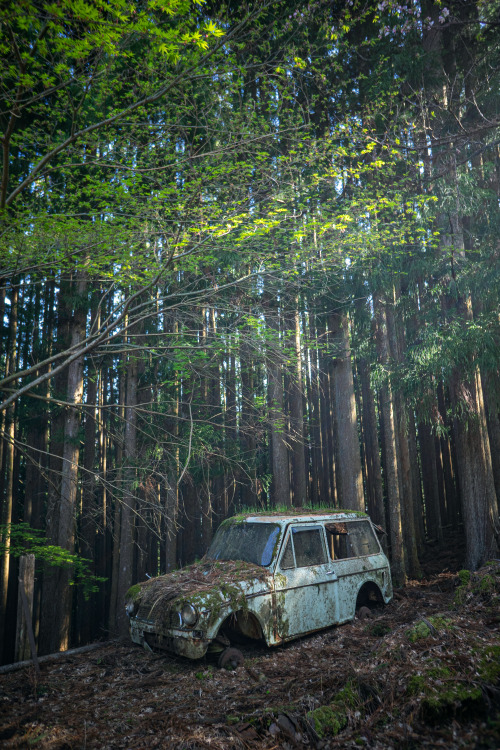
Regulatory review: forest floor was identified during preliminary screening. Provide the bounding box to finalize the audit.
[1,538,500,749]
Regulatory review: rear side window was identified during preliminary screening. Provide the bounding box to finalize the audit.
[326,520,379,560]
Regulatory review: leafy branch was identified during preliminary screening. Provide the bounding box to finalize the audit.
[0,523,106,600]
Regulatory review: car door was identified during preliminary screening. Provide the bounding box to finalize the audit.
[274,524,338,640]
[325,520,384,621]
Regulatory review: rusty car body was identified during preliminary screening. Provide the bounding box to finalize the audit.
[127,510,392,663]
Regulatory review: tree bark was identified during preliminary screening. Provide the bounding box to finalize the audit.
[358,356,385,529]
[115,347,138,636]
[289,300,308,506]
[374,294,406,586]
[0,283,18,660]
[329,312,364,512]
[268,357,291,508]
[450,365,499,568]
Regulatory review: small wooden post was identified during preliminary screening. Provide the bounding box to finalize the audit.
[15,554,39,672]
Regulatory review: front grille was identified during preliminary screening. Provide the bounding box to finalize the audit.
[136,605,182,628]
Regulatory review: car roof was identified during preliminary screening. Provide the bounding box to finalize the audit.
[228,509,368,524]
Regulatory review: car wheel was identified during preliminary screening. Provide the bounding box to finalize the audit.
[218,647,244,670]
[357,605,374,620]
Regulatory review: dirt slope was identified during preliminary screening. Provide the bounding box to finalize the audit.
[1,554,499,749]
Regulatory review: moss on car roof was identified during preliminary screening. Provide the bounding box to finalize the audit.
[226,508,368,522]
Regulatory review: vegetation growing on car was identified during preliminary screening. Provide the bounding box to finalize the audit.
[126,584,142,602]
[231,506,368,520]
[128,559,270,629]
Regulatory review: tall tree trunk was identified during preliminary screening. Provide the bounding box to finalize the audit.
[267,302,291,508]
[163,316,179,574]
[317,317,335,506]
[268,357,291,508]
[358,356,385,529]
[0,283,18,660]
[450,365,499,568]
[418,421,443,543]
[240,321,258,509]
[108,363,125,635]
[306,316,323,507]
[482,373,500,504]
[374,294,406,586]
[289,299,307,506]
[39,275,72,655]
[329,312,364,511]
[78,298,100,644]
[385,296,422,578]
[53,271,88,650]
[115,348,138,636]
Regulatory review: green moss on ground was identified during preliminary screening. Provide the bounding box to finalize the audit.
[407,616,454,642]
[307,681,358,738]
[368,622,391,637]
[454,562,500,608]
[407,641,500,721]
[479,645,500,683]
[408,665,481,719]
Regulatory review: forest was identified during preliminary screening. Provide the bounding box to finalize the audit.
[0,0,499,676]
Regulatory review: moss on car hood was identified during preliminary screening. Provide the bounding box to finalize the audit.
[127,559,270,614]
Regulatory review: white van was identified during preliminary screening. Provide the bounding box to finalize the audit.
[127,509,392,668]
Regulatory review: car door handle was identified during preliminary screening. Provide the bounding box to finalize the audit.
[326,569,337,577]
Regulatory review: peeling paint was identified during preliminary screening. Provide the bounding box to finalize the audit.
[128,511,392,660]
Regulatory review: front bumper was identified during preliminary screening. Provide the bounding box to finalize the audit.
[129,616,210,659]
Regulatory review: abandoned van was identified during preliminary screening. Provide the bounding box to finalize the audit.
[127,510,392,667]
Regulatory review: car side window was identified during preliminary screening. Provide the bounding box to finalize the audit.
[348,521,380,556]
[280,536,295,569]
[292,528,327,567]
[325,520,380,560]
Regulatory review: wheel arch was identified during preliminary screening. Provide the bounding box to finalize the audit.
[213,608,266,644]
[355,580,384,610]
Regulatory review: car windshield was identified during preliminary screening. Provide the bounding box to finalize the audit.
[205,522,281,567]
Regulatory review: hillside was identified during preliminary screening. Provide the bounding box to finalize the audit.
[1,550,499,749]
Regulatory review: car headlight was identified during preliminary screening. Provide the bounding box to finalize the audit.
[181,603,198,627]
[126,601,137,618]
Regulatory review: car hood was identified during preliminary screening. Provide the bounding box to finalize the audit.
[127,559,272,614]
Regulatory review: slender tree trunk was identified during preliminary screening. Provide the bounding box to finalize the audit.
[115,348,138,636]
[358,356,385,529]
[51,271,88,651]
[267,302,290,508]
[437,381,459,529]
[374,294,406,586]
[240,321,258,509]
[290,299,307,505]
[450,365,499,568]
[483,373,500,504]
[385,297,422,578]
[0,283,18,659]
[78,299,99,644]
[418,421,442,543]
[163,316,179,573]
[108,364,125,635]
[268,357,291,508]
[39,274,72,655]
[308,314,325,506]
[329,312,364,511]
[317,317,335,506]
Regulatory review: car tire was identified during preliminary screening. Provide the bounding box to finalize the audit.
[218,647,244,670]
